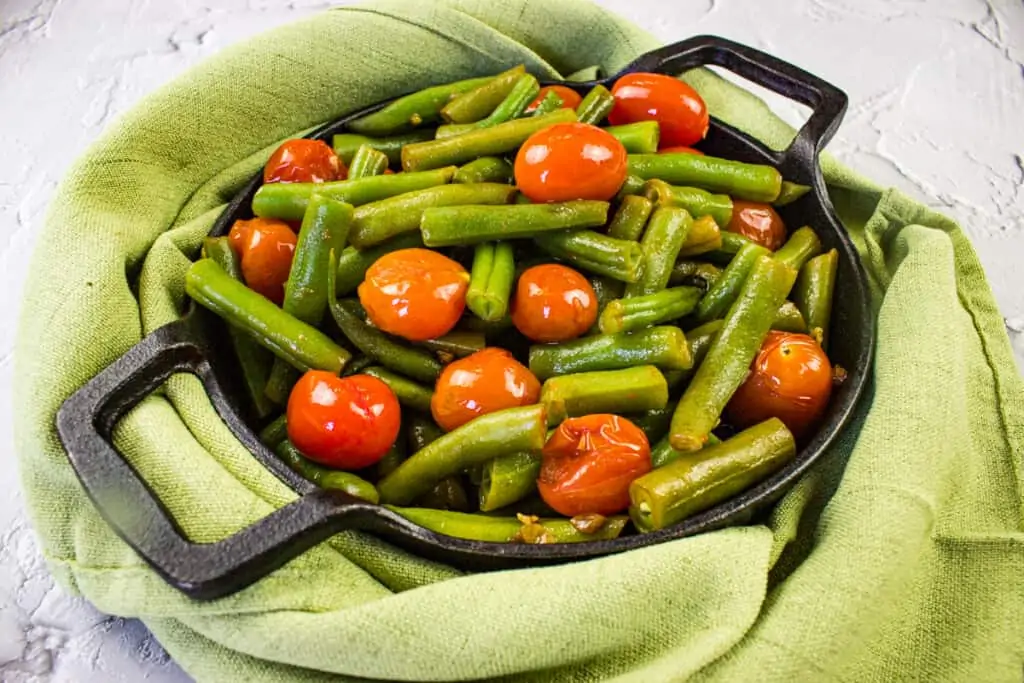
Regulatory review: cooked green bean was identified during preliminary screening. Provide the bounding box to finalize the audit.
[275,440,379,503]
[773,180,811,207]
[378,405,547,505]
[389,507,628,543]
[773,301,808,333]
[649,431,721,469]
[533,230,644,283]
[374,423,407,480]
[616,174,646,199]
[186,259,350,373]
[676,215,722,257]
[453,156,514,184]
[438,74,539,135]
[607,195,653,241]
[402,109,577,171]
[350,182,516,248]
[575,84,614,125]
[334,232,424,296]
[479,452,542,512]
[694,241,771,323]
[541,366,669,425]
[586,274,625,334]
[408,414,444,451]
[332,130,435,165]
[718,231,754,256]
[421,200,609,247]
[794,248,838,348]
[630,402,676,444]
[773,226,823,271]
[252,167,456,221]
[642,179,732,228]
[530,90,563,116]
[599,286,703,334]
[361,366,434,413]
[417,330,487,359]
[348,75,493,136]
[258,414,288,447]
[604,122,660,154]
[417,476,471,512]
[628,153,783,202]
[669,255,797,451]
[670,261,723,289]
[631,418,795,531]
[341,354,375,377]
[624,206,693,297]
[529,326,691,381]
[441,66,526,124]
[467,242,515,322]
[346,145,389,179]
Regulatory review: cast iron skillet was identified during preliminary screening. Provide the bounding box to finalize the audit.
[56,35,874,601]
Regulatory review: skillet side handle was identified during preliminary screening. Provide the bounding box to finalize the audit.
[615,34,848,181]
[55,317,378,600]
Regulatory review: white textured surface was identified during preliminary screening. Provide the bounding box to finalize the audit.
[1,0,1022,680]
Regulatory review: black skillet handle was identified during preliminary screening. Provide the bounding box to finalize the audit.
[617,35,848,181]
[55,316,384,600]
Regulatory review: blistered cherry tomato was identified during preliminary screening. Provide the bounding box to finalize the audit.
[358,248,469,342]
[264,138,343,184]
[726,331,833,438]
[514,122,627,203]
[727,200,787,251]
[227,218,296,305]
[659,145,704,155]
[511,264,597,342]
[287,371,400,469]
[524,85,584,113]
[538,414,651,516]
[608,72,709,147]
[430,348,541,432]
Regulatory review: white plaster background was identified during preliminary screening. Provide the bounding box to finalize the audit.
[1,0,1021,680]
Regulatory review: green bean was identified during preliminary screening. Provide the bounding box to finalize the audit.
[438,74,539,136]
[402,109,577,171]
[628,153,783,202]
[346,145,389,179]
[794,248,838,349]
[374,423,407,480]
[575,85,614,125]
[630,403,676,444]
[586,274,625,334]
[773,226,823,271]
[186,259,350,373]
[417,476,471,512]
[453,157,514,184]
[694,241,771,323]
[541,366,668,425]
[347,76,493,136]
[361,366,434,413]
[624,206,693,298]
[417,330,487,359]
[670,261,723,289]
[479,452,542,512]
[616,174,646,199]
[201,238,275,419]
[607,195,653,242]
[421,200,608,247]
[649,431,721,469]
[676,215,722,257]
[378,405,547,505]
[530,90,563,116]
[408,414,444,451]
[334,233,424,296]
[332,130,435,165]
[667,319,724,392]
[529,326,691,381]
[389,507,628,543]
[460,313,515,336]
[642,179,732,228]
[350,183,517,248]
[533,230,644,283]
[599,287,702,334]
[773,301,808,333]
[441,66,526,124]
[773,181,811,207]
[467,242,515,322]
[604,122,660,154]
[632,418,795,531]
[274,440,379,503]
[669,256,797,451]
[258,414,288,448]
[719,231,754,256]
[252,167,456,221]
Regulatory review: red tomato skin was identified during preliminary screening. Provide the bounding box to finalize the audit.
[430,348,541,432]
[514,122,627,203]
[525,85,584,113]
[358,248,469,342]
[659,145,704,155]
[264,139,343,184]
[511,264,598,342]
[227,218,296,305]
[286,371,400,469]
[538,414,651,516]
[727,200,787,251]
[609,73,709,147]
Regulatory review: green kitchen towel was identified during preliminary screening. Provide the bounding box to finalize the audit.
[13,1,1024,681]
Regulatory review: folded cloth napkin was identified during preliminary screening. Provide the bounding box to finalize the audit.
[14,1,1024,680]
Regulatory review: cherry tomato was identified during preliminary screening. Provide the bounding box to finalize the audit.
[264,138,343,184]
[726,331,833,439]
[608,72,709,147]
[514,122,627,203]
[537,414,651,516]
[287,371,400,469]
[511,264,597,342]
[659,145,704,155]
[727,200,787,251]
[430,348,541,432]
[524,85,584,113]
[227,218,296,305]
[358,248,469,342]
